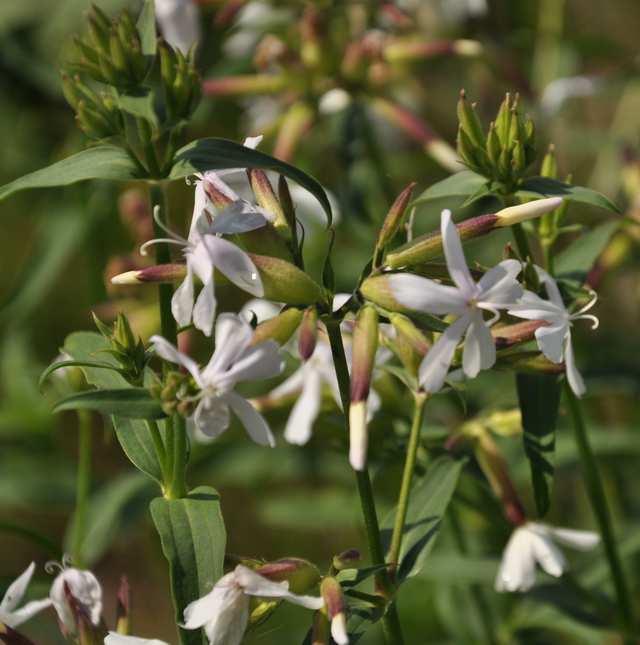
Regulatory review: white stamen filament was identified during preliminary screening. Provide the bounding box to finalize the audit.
[139,238,188,256]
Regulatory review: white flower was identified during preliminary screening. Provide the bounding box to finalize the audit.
[0,562,51,628]
[105,635,168,645]
[183,564,323,645]
[151,314,283,445]
[141,137,269,336]
[49,566,102,633]
[240,298,282,324]
[388,209,523,393]
[496,522,599,592]
[508,267,598,397]
[155,0,200,54]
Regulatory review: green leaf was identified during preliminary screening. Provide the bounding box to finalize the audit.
[382,456,465,582]
[53,388,165,419]
[64,472,154,566]
[150,486,226,645]
[39,360,124,388]
[136,0,157,57]
[64,332,164,483]
[170,138,333,226]
[518,177,621,214]
[117,89,159,128]
[0,146,143,201]
[555,220,619,279]
[412,170,488,206]
[516,373,561,517]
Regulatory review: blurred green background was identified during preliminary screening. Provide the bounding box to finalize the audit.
[1,0,639,643]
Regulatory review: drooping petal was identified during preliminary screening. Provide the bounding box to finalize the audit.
[1,562,35,613]
[547,527,600,551]
[564,331,586,397]
[204,598,249,645]
[210,201,271,234]
[150,336,203,387]
[192,396,231,442]
[50,568,103,631]
[183,574,236,629]
[387,273,467,316]
[219,342,283,391]
[264,368,305,399]
[105,633,169,645]
[202,313,254,381]
[534,323,567,363]
[192,273,217,337]
[477,260,523,306]
[529,530,566,578]
[331,613,349,645]
[418,314,470,394]
[3,599,52,628]
[284,368,323,445]
[535,266,565,309]
[441,209,476,298]
[224,391,275,447]
[462,310,496,378]
[235,566,324,610]
[171,267,195,329]
[203,235,264,297]
[508,290,565,323]
[495,527,536,592]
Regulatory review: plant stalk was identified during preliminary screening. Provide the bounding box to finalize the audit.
[388,390,427,572]
[325,319,404,645]
[565,383,635,640]
[72,410,92,567]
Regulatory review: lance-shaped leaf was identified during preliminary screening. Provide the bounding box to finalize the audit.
[53,387,165,419]
[516,373,561,517]
[64,331,164,483]
[517,177,620,214]
[412,170,488,207]
[381,456,465,582]
[150,486,226,645]
[136,0,157,57]
[555,220,619,279]
[169,137,333,226]
[0,146,143,201]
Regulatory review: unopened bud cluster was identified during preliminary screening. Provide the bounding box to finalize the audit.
[457,91,536,190]
[149,370,198,417]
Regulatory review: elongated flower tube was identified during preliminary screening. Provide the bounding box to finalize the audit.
[151,314,283,445]
[0,563,51,629]
[496,523,599,592]
[298,307,319,361]
[111,264,187,285]
[349,306,379,470]
[386,210,523,393]
[385,197,563,268]
[508,266,598,396]
[182,564,323,645]
[319,577,349,645]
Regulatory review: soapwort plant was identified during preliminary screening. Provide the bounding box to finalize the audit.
[0,3,633,644]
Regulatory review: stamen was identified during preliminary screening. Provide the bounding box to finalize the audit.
[574,291,598,316]
[152,205,188,244]
[575,314,599,330]
[140,238,187,256]
[45,560,64,574]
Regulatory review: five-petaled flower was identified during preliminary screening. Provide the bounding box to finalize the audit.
[495,522,599,592]
[0,562,51,629]
[105,634,168,645]
[151,313,283,445]
[49,564,103,634]
[183,564,323,645]
[508,266,598,397]
[388,209,523,393]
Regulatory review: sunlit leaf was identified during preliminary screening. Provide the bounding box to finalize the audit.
[412,170,488,206]
[518,177,620,214]
[555,220,619,279]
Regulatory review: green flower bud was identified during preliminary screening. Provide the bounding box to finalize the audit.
[494,93,513,147]
[248,169,290,238]
[114,313,136,351]
[249,254,323,305]
[540,144,557,179]
[376,182,416,252]
[486,122,501,165]
[298,306,319,360]
[389,313,430,375]
[457,89,485,149]
[251,308,303,346]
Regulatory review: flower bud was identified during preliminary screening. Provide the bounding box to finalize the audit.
[332,549,361,572]
[320,577,348,645]
[360,275,409,313]
[376,182,416,252]
[251,308,303,346]
[248,169,290,238]
[114,313,136,352]
[256,558,321,594]
[388,313,430,376]
[248,254,323,305]
[115,576,130,635]
[495,197,564,227]
[349,306,378,471]
[111,264,187,285]
[457,89,485,150]
[492,320,547,350]
[494,93,513,148]
[274,102,315,162]
[203,74,289,96]
[298,307,319,360]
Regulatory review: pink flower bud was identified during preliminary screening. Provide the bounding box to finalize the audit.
[298,307,319,360]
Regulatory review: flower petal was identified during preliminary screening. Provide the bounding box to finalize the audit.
[192,397,231,442]
[266,368,305,399]
[105,633,169,645]
[221,341,283,388]
[534,323,567,363]
[508,290,565,323]
[418,314,470,393]
[202,313,253,380]
[495,527,536,592]
[192,274,217,337]
[284,369,322,445]
[171,268,195,329]
[477,260,523,306]
[387,273,467,315]
[564,331,586,397]
[530,531,566,578]
[183,573,237,629]
[224,391,275,447]
[150,336,203,387]
[547,527,600,551]
[331,614,349,645]
[203,235,264,297]
[210,201,270,234]
[462,311,496,378]
[441,209,476,297]
[4,598,52,628]
[1,562,35,613]
[535,266,565,309]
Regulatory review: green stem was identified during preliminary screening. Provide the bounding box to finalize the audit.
[72,410,92,567]
[511,222,532,261]
[325,319,404,645]
[388,390,427,572]
[449,504,498,645]
[565,383,635,640]
[146,419,169,482]
[169,415,188,499]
